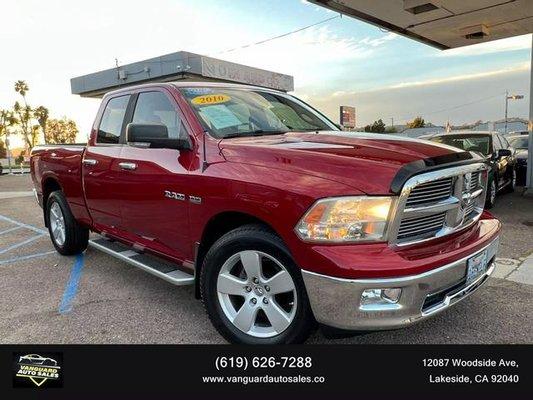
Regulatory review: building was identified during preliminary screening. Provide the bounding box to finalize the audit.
[401,126,445,138]
[71,51,294,98]
[472,119,528,135]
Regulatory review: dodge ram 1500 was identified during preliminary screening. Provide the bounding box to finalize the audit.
[31,82,500,344]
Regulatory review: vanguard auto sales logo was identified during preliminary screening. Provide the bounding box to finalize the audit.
[13,352,63,388]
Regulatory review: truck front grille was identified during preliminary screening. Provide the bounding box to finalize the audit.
[390,163,487,245]
[405,177,453,207]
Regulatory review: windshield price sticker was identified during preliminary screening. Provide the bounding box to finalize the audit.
[191,94,231,105]
[422,358,520,385]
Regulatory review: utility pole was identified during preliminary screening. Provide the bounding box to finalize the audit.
[390,117,394,128]
[505,91,524,134]
[504,90,508,135]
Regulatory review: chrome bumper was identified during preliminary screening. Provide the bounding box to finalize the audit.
[301,237,499,330]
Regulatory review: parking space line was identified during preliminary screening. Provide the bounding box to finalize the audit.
[59,253,85,314]
[0,251,56,266]
[0,234,45,255]
[0,226,22,235]
[0,214,47,234]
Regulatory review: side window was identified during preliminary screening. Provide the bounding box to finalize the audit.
[98,95,130,144]
[132,92,183,139]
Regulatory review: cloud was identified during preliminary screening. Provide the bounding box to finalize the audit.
[297,64,529,127]
[388,62,530,89]
[438,34,531,57]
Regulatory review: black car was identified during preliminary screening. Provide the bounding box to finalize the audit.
[423,131,516,208]
[509,135,529,186]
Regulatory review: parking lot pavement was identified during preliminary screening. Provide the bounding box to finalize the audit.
[1,175,532,344]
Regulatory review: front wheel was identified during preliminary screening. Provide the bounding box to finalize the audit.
[200,225,316,344]
[485,178,497,209]
[46,191,89,255]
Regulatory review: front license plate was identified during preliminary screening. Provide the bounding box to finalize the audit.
[466,250,488,284]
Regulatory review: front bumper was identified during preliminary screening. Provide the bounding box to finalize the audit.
[301,236,499,330]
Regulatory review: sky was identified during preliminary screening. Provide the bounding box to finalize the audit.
[0,0,531,146]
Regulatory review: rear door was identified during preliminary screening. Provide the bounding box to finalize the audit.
[117,90,192,262]
[82,94,130,232]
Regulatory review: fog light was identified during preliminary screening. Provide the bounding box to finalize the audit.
[361,288,402,307]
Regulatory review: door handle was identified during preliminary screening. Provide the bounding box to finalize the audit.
[119,162,137,170]
[82,159,98,166]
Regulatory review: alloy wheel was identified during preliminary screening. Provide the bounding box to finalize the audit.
[49,202,66,246]
[216,250,297,338]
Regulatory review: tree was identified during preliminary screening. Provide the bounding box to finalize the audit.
[364,119,386,133]
[34,106,49,140]
[13,80,41,150]
[0,109,17,158]
[407,116,425,129]
[0,138,6,158]
[45,117,79,144]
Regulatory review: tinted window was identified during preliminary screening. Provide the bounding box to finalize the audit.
[431,135,491,156]
[509,136,529,149]
[98,95,130,144]
[132,92,183,139]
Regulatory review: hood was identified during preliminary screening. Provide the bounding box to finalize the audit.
[219,131,471,194]
[515,148,528,160]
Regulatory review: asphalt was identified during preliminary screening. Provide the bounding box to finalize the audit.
[0,174,532,344]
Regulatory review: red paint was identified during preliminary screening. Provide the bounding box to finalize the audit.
[31,82,500,279]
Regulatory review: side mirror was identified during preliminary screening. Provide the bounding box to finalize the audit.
[126,123,191,150]
[497,148,512,158]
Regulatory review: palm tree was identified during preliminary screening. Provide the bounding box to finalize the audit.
[34,106,49,142]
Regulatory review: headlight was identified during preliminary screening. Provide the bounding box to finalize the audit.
[295,196,394,242]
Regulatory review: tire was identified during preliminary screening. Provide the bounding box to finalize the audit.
[503,168,516,194]
[485,178,497,209]
[45,191,89,255]
[200,224,316,344]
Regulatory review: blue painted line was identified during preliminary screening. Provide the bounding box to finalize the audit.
[0,226,22,235]
[0,234,45,255]
[0,214,46,234]
[0,250,56,266]
[59,253,85,314]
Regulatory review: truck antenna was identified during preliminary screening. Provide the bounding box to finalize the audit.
[202,130,208,172]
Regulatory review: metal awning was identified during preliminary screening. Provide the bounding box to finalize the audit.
[71,51,294,98]
[310,0,532,49]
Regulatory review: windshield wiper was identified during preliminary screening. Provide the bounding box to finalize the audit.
[222,130,288,139]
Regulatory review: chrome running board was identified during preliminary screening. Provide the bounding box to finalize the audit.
[89,236,194,286]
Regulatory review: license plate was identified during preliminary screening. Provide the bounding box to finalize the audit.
[466,250,488,284]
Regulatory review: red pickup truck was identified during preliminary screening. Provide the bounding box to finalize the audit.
[31,82,500,344]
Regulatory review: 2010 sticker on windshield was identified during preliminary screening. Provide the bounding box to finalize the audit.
[191,94,231,105]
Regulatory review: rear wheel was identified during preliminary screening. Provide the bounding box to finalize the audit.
[46,191,89,255]
[200,225,315,344]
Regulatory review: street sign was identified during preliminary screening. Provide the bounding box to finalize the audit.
[340,106,356,129]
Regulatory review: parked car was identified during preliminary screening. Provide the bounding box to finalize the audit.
[31,82,500,344]
[423,131,516,208]
[509,135,529,186]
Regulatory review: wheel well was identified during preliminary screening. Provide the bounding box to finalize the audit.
[42,178,61,227]
[194,212,276,298]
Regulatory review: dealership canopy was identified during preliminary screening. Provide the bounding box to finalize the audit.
[71,51,294,98]
[310,0,532,49]
[311,0,533,191]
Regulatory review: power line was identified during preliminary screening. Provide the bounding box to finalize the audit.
[216,14,342,55]
[395,92,505,123]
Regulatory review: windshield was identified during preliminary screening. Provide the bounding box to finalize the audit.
[430,135,491,156]
[509,136,529,149]
[179,87,337,138]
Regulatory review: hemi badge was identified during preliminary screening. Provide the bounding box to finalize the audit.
[189,196,202,204]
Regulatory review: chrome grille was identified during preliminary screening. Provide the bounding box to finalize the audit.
[391,163,487,245]
[405,177,453,207]
[397,212,446,240]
